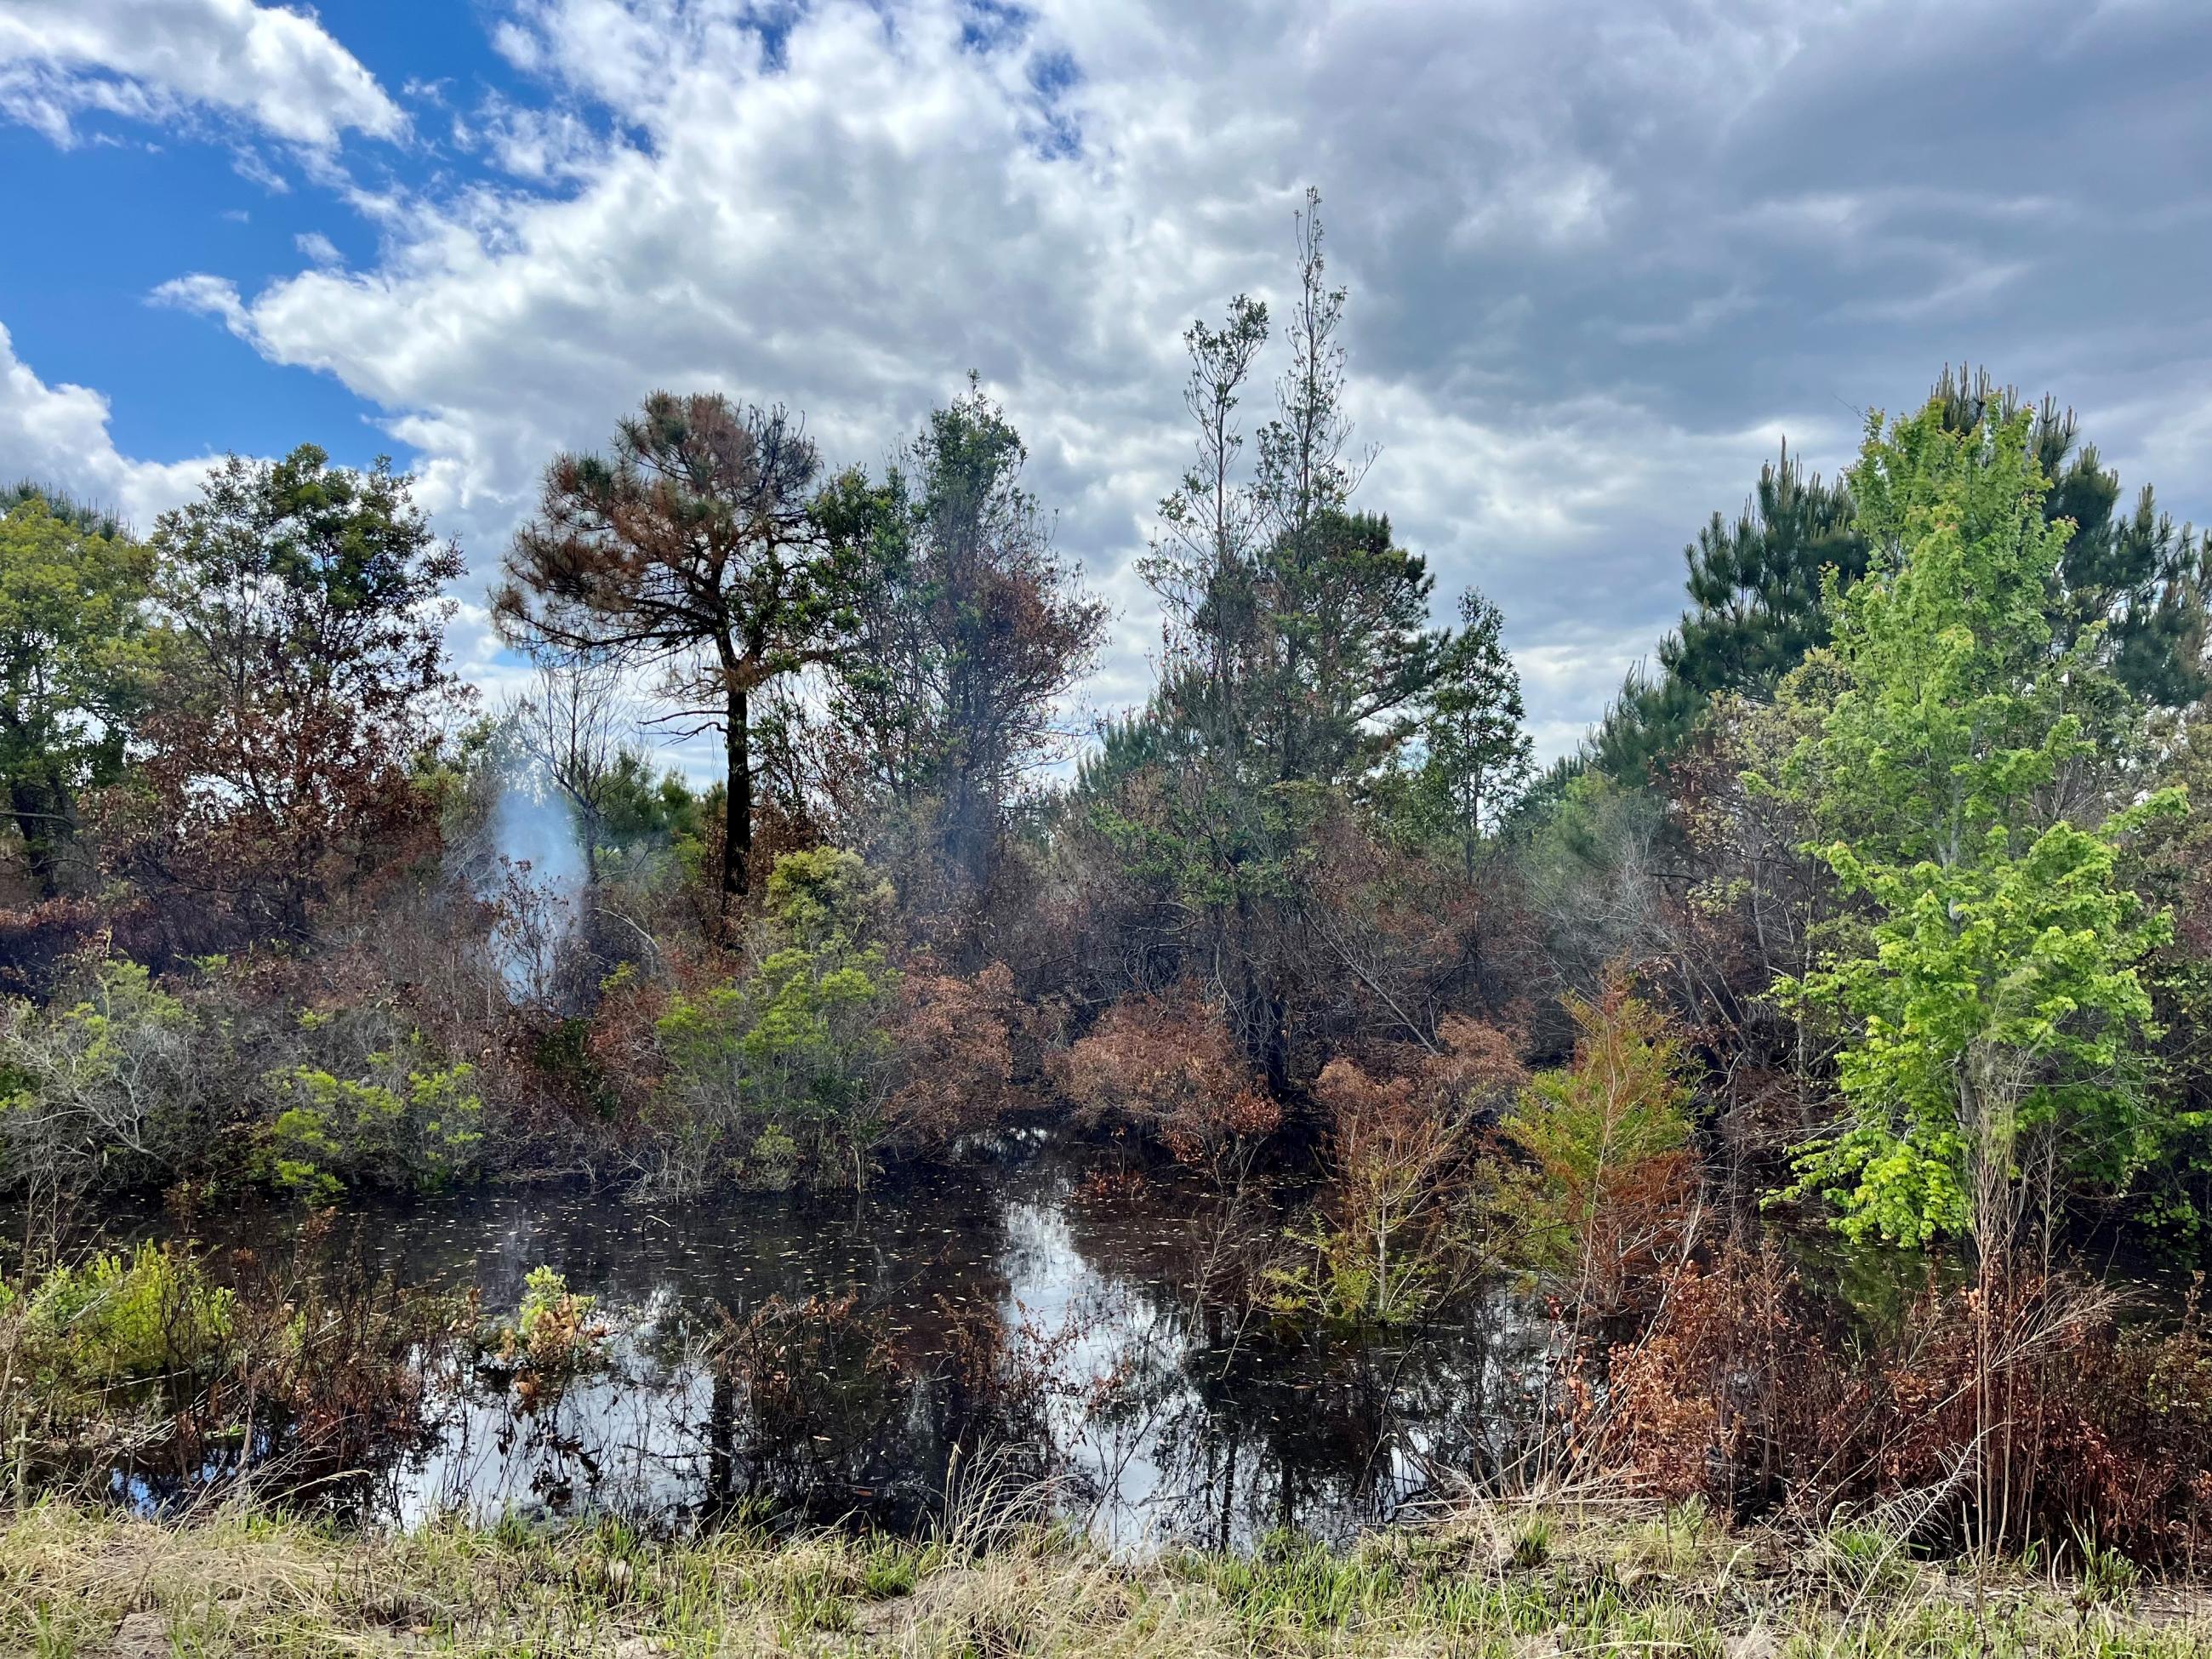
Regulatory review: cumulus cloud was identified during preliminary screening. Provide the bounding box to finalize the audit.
[80,0,2212,759]
[0,0,402,148]
[0,323,219,530]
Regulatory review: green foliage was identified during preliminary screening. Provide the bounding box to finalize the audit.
[1395,586,1532,871]
[1500,983,1693,1302]
[1929,365,2209,710]
[0,493,156,892]
[1590,367,2209,790]
[494,1265,607,1378]
[653,848,898,1189]
[1768,398,2182,1247]
[16,1242,236,1390]
[262,1048,486,1200]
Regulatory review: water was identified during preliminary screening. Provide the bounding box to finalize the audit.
[163,1132,1550,1549]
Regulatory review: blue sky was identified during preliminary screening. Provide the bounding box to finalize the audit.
[1,3,522,470]
[4,0,2210,761]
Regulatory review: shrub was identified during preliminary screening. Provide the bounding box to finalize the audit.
[651,849,898,1192]
[15,1242,236,1391]
[492,1265,608,1402]
[0,960,198,1202]
[261,1048,486,1200]
[1056,986,1280,1171]
[1497,979,1696,1313]
[1593,1246,2212,1566]
[1271,1018,1522,1329]
[0,1234,462,1501]
[884,960,1025,1151]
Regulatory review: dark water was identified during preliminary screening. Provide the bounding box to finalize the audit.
[172,1132,1549,1549]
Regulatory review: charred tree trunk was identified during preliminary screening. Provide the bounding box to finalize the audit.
[721,681,752,924]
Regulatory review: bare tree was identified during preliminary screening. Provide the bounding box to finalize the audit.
[506,652,635,882]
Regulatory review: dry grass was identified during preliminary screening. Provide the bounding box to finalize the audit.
[0,1498,2206,1656]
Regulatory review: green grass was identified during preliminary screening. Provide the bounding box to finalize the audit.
[0,1498,2204,1656]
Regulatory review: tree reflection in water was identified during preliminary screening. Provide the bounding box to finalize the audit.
[143,1133,1555,1546]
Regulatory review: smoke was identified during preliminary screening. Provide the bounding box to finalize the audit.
[477,756,589,1004]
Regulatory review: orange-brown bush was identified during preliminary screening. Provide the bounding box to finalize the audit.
[1591,1246,2212,1565]
[886,960,1025,1149]
[1055,986,1280,1168]
[1313,1015,1525,1132]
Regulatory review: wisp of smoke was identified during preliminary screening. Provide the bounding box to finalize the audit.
[480,759,589,1003]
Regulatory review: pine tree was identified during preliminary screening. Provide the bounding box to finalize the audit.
[1592,442,1860,782]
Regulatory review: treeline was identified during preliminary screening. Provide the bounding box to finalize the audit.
[2,193,2211,1253]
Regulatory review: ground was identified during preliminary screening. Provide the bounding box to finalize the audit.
[0,1498,2206,1656]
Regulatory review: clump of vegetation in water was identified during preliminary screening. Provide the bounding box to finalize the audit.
[493,1265,608,1394]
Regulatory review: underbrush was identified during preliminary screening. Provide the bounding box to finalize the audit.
[0,1229,471,1508]
[0,1499,2206,1656]
[1588,1245,2212,1568]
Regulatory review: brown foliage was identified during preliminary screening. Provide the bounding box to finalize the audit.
[1593,1247,2212,1564]
[1313,1015,1524,1133]
[886,961,1026,1149]
[1056,987,1280,1166]
[110,449,465,953]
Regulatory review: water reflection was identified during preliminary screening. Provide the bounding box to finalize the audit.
[172,1134,1551,1548]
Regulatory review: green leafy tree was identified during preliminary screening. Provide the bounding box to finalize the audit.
[0,495,154,895]
[1593,368,2208,789]
[1930,365,2209,710]
[1768,398,2181,1254]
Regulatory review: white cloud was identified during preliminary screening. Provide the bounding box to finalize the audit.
[294,231,343,267]
[0,0,402,149]
[102,0,2212,766]
[0,322,219,530]
[158,0,1792,761]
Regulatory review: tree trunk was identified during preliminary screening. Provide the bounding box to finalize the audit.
[721,682,752,923]
[6,772,67,900]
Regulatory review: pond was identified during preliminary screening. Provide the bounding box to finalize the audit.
[152,1132,1554,1551]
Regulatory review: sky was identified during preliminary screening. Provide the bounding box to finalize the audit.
[3,0,2209,767]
